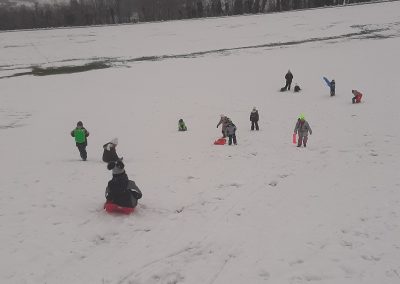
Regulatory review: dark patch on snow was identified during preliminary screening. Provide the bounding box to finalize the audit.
[1,25,398,79]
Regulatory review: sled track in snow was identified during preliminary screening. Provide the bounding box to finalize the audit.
[0,25,398,79]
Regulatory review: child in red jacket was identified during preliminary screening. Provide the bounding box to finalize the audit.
[352,90,363,104]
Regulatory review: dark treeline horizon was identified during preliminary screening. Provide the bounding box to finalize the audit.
[0,0,378,31]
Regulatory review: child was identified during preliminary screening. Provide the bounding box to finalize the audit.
[104,160,142,214]
[330,80,336,96]
[294,83,301,93]
[70,121,89,161]
[216,114,230,138]
[102,138,120,163]
[283,70,294,91]
[178,119,187,131]
[351,90,363,103]
[294,114,312,148]
[226,120,237,145]
[250,107,259,131]
[323,77,335,96]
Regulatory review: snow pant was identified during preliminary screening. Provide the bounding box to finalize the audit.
[251,121,259,131]
[228,134,237,145]
[76,143,87,160]
[222,128,227,138]
[284,80,292,91]
[297,135,308,147]
[330,89,335,96]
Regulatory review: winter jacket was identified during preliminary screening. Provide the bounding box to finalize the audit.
[225,123,237,136]
[250,110,259,122]
[178,121,187,131]
[285,72,293,83]
[105,172,142,208]
[352,90,362,103]
[217,117,230,131]
[102,143,119,163]
[71,127,89,146]
[294,119,312,137]
[294,85,301,92]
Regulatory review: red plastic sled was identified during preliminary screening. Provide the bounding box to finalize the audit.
[214,138,226,145]
[104,201,135,214]
[292,133,297,144]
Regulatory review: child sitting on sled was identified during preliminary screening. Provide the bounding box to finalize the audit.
[104,160,142,214]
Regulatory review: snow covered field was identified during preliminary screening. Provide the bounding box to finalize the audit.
[1,1,400,283]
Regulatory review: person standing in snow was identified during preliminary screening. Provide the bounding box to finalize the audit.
[323,77,335,96]
[329,79,336,96]
[178,119,187,131]
[283,70,294,91]
[104,160,142,213]
[216,114,230,138]
[102,138,120,163]
[71,121,89,161]
[250,107,259,131]
[294,114,312,148]
[226,119,237,145]
[351,89,363,104]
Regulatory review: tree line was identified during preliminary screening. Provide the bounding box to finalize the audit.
[0,0,377,31]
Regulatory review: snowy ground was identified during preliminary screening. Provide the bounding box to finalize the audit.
[1,1,400,284]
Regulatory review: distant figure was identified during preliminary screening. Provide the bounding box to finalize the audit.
[294,83,301,93]
[351,90,363,104]
[216,114,230,138]
[71,121,89,161]
[250,107,259,131]
[323,77,335,96]
[103,138,120,163]
[294,114,312,148]
[104,160,142,214]
[226,119,237,145]
[283,70,294,91]
[178,119,187,131]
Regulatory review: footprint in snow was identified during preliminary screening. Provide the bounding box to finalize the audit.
[269,181,278,187]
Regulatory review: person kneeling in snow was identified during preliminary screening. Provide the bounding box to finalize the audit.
[294,83,301,93]
[104,160,142,214]
[351,89,363,104]
[178,119,187,131]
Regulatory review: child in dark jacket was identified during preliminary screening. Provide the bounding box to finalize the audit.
[323,77,335,96]
[250,107,259,131]
[226,120,237,145]
[104,160,142,214]
[102,138,120,163]
[70,121,89,161]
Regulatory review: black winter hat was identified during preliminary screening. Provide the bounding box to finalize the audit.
[107,160,125,175]
[77,121,83,127]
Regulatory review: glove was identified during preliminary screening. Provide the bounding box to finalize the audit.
[131,190,142,200]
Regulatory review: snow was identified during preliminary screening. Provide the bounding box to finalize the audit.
[1,1,400,283]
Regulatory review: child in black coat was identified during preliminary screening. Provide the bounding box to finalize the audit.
[104,160,142,213]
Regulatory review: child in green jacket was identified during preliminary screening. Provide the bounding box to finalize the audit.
[178,119,187,131]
